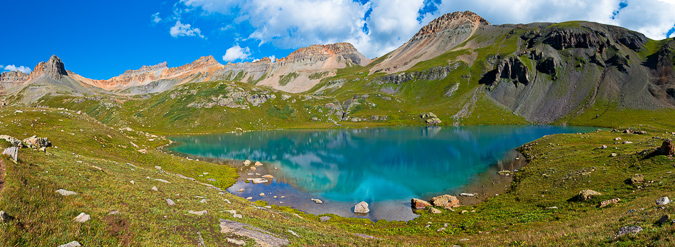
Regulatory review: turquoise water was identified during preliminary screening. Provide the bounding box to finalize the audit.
[168,126,595,220]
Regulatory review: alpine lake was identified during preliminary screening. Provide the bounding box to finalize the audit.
[168,126,597,221]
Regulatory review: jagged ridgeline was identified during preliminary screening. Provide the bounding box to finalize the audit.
[1,11,675,131]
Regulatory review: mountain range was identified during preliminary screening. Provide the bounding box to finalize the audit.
[1,11,674,126]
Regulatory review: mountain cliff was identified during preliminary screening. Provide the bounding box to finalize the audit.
[0,71,28,91]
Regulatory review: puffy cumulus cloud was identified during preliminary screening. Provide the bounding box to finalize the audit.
[4,65,32,74]
[0,65,3,69]
[222,45,251,62]
[151,12,162,24]
[433,0,675,39]
[174,0,675,58]
[170,20,205,38]
[269,55,276,63]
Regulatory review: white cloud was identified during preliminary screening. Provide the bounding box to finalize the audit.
[170,20,205,38]
[151,12,162,23]
[222,45,251,61]
[175,0,675,58]
[433,0,675,39]
[0,65,3,69]
[4,65,32,74]
[269,55,276,63]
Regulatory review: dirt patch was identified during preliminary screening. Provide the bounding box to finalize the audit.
[104,215,132,245]
[455,51,478,67]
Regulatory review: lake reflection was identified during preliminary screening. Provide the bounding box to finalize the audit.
[169,126,594,203]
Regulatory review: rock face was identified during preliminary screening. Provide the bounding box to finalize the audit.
[219,219,289,247]
[0,71,28,90]
[354,201,370,214]
[411,198,432,209]
[372,64,460,85]
[577,189,602,201]
[420,112,442,126]
[662,139,674,155]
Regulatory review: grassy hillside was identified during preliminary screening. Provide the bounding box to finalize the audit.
[2,106,675,246]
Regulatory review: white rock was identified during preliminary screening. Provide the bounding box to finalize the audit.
[656,197,671,206]
[354,201,370,214]
[74,213,90,223]
[58,241,81,247]
[311,198,323,204]
[166,198,176,206]
[152,186,158,191]
[56,189,78,196]
[154,179,170,183]
[188,210,208,216]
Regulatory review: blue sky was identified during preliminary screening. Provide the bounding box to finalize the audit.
[2,0,675,79]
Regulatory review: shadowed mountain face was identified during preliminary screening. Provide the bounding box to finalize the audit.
[1,11,674,126]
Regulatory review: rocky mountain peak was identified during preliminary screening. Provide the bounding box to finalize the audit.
[192,55,219,66]
[42,55,68,80]
[412,11,490,40]
[122,62,168,76]
[280,42,362,63]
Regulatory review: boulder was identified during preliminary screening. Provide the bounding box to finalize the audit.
[354,201,370,214]
[615,226,642,238]
[262,174,274,179]
[411,198,432,209]
[56,189,78,196]
[662,139,674,155]
[166,198,176,206]
[254,161,263,167]
[431,194,460,209]
[629,174,644,184]
[656,196,671,206]
[188,210,208,216]
[22,136,50,149]
[658,214,671,225]
[58,241,82,247]
[0,211,13,222]
[599,198,620,208]
[246,178,269,184]
[243,160,251,166]
[577,189,602,201]
[74,213,90,223]
[320,216,331,222]
[428,207,442,214]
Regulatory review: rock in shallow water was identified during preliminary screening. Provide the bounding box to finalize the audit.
[432,194,460,209]
[354,201,370,214]
[411,198,431,209]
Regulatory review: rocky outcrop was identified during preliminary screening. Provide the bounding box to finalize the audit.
[0,135,23,147]
[543,29,604,50]
[277,43,366,65]
[576,189,602,201]
[420,112,442,126]
[0,71,28,90]
[22,136,50,149]
[373,64,459,85]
